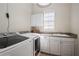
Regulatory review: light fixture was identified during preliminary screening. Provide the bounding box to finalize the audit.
[37,3,51,7]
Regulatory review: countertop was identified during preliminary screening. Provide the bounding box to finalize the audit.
[39,32,77,38]
[0,31,77,54]
[18,31,77,39]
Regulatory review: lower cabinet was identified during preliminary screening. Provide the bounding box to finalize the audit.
[40,36,49,53]
[49,37,60,55]
[40,35,75,56]
[60,38,75,56]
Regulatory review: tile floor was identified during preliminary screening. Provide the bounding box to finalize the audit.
[37,52,50,56]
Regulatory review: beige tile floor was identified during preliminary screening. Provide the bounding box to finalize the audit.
[37,52,58,56]
[37,52,50,56]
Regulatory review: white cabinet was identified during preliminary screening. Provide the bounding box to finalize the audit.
[0,3,8,33]
[40,34,75,56]
[49,37,60,55]
[49,37,75,56]
[31,13,43,27]
[60,38,74,56]
[40,36,49,53]
[8,3,32,32]
[0,39,33,56]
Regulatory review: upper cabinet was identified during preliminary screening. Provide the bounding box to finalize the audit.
[31,13,43,27]
[8,3,32,32]
[0,3,8,33]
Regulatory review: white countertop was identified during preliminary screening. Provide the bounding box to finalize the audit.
[16,32,40,39]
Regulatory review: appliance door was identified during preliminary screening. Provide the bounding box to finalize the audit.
[35,37,40,51]
[34,37,40,56]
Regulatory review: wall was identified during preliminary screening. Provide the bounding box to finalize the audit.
[32,3,71,32]
[71,4,79,55]
[8,3,32,32]
[0,3,32,33]
[0,3,8,33]
[0,3,71,33]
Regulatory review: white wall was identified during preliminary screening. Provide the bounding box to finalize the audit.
[0,3,71,33]
[32,3,71,32]
[8,3,32,32]
[71,4,79,55]
[71,4,79,34]
[0,3,8,33]
[0,3,32,33]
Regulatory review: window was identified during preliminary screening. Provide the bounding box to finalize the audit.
[44,12,55,32]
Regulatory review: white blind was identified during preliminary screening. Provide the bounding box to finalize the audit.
[44,12,55,32]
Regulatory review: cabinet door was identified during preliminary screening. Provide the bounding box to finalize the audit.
[49,37,60,55]
[61,38,74,56]
[31,13,43,27]
[40,36,49,53]
[0,3,8,33]
[8,3,32,32]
